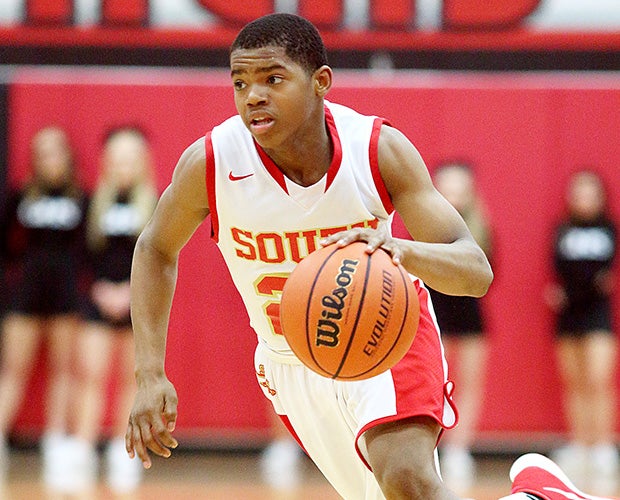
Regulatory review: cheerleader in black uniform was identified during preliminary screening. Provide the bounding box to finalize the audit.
[392,162,492,496]
[0,127,86,486]
[69,127,157,494]
[546,170,618,495]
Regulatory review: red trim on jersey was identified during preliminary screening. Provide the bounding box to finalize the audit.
[324,106,342,190]
[253,105,343,194]
[369,117,394,214]
[204,132,219,242]
[255,139,288,193]
[354,281,457,471]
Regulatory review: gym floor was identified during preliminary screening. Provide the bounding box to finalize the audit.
[3,445,516,500]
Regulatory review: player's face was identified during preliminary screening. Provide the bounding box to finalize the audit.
[104,133,148,190]
[567,172,606,221]
[32,127,73,188]
[435,166,474,212]
[230,46,324,150]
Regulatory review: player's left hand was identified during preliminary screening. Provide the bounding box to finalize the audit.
[319,226,404,265]
[125,374,179,469]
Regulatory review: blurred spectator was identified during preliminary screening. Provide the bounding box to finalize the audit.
[546,169,618,495]
[69,127,157,494]
[392,161,492,496]
[0,126,87,487]
[260,408,303,491]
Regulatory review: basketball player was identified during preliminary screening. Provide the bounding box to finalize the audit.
[124,13,616,500]
[0,127,87,489]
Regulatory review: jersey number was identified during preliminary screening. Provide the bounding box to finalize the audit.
[255,274,289,336]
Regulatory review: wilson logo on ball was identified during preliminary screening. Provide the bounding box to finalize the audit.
[280,242,419,381]
[316,258,360,347]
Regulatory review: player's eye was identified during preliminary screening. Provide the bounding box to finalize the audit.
[267,75,283,85]
[233,80,246,90]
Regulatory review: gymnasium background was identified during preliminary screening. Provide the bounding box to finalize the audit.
[1,0,619,452]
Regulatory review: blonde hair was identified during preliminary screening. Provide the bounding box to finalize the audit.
[25,126,82,199]
[435,163,492,258]
[87,127,157,251]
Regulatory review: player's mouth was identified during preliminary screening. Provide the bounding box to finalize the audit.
[249,115,274,134]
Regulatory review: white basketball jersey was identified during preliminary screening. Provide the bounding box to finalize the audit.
[206,101,394,355]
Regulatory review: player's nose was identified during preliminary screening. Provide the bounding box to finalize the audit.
[246,84,268,106]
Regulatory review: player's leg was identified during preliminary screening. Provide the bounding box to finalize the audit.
[585,331,617,443]
[584,330,618,495]
[0,313,42,482]
[45,314,79,436]
[0,314,42,433]
[254,346,384,499]
[45,314,92,492]
[552,334,590,486]
[365,415,460,500]
[105,326,143,494]
[447,335,486,449]
[352,283,459,499]
[440,334,486,494]
[74,321,113,441]
[65,321,113,492]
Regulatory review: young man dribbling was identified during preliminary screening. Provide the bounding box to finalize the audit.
[125,13,614,500]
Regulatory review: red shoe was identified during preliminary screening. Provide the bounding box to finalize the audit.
[508,453,618,500]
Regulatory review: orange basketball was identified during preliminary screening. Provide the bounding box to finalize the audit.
[280,242,419,381]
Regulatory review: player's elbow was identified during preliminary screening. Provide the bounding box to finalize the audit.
[470,257,494,297]
[134,229,177,268]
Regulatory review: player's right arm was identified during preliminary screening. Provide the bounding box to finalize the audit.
[126,137,209,469]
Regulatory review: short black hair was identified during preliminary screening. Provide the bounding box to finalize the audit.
[230,13,329,74]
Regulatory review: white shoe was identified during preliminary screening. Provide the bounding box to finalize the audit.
[439,445,475,495]
[42,432,66,490]
[260,439,302,491]
[589,444,619,496]
[43,434,97,493]
[550,442,589,490]
[105,437,143,493]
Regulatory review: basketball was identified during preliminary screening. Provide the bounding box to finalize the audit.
[280,242,420,381]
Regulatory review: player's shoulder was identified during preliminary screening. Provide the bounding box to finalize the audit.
[376,122,413,153]
[327,101,399,139]
[326,100,374,122]
[209,115,255,153]
[180,136,207,165]
[212,114,247,136]
[170,136,207,188]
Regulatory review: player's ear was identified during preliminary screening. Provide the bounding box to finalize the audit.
[313,65,333,97]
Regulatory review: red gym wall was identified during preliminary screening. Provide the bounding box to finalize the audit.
[6,68,620,446]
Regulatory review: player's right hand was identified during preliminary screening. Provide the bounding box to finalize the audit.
[125,374,179,469]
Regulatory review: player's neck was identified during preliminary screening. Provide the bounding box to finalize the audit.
[264,123,333,187]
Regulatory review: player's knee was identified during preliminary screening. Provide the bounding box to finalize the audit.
[375,461,443,500]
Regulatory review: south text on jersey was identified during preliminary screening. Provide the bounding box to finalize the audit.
[231,218,379,264]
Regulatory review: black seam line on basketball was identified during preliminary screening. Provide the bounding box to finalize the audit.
[338,263,412,380]
[332,249,370,379]
[360,264,410,376]
[306,246,342,377]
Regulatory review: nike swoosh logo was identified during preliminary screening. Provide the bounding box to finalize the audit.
[543,487,581,499]
[229,171,254,181]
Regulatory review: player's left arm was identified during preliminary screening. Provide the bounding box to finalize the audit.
[377,125,493,297]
